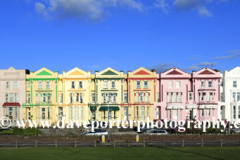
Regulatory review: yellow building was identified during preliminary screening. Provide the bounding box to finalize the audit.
[124,67,156,123]
[23,68,59,125]
[89,67,124,124]
[58,68,91,124]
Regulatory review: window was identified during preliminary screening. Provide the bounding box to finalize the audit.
[124,93,128,103]
[108,111,112,120]
[9,93,14,102]
[58,107,63,120]
[111,81,115,88]
[189,92,193,101]
[70,93,73,103]
[144,81,148,88]
[146,92,149,103]
[168,93,171,102]
[47,93,51,102]
[201,81,205,88]
[208,81,212,88]
[206,92,210,101]
[42,108,45,120]
[238,106,240,118]
[92,93,95,103]
[76,93,79,102]
[15,93,18,102]
[15,107,18,120]
[137,81,140,88]
[136,92,139,103]
[43,93,46,102]
[233,92,236,102]
[233,106,236,119]
[201,92,204,101]
[27,82,30,88]
[212,92,214,100]
[169,81,173,88]
[156,93,160,102]
[202,109,204,116]
[206,109,210,116]
[176,81,180,88]
[103,93,106,103]
[220,81,223,87]
[5,93,8,102]
[177,92,181,102]
[75,106,79,121]
[14,82,18,89]
[38,81,42,89]
[141,106,145,120]
[38,93,41,103]
[233,81,237,88]
[140,93,144,102]
[9,107,13,119]
[124,106,128,120]
[147,106,149,118]
[212,109,214,116]
[27,94,30,103]
[59,93,63,103]
[172,92,176,102]
[173,110,178,119]
[79,81,83,88]
[104,81,108,89]
[48,107,50,120]
[80,93,83,103]
[180,110,182,119]
[113,93,116,103]
[71,81,75,88]
[221,93,224,102]
[108,93,111,102]
[168,110,171,119]
[81,107,83,120]
[46,81,50,89]
[6,82,10,89]
[136,107,138,119]
[238,93,240,102]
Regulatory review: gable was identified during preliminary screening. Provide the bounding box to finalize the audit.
[229,67,240,75]
[199,70,214,75]
[69,70,85,76]
[36,70,52,76]
[134,70,150,75]
[167,70,182,75]
[101,70,118,75]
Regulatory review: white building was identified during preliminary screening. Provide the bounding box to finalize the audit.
[219,67,240,123]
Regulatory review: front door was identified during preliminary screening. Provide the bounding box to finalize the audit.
[91,110,96,120]
[189,110,193,119]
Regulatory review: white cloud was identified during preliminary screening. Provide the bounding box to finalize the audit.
[154,0,169,13]
[213,53,240,60]
[35,2,49,19]
[198,61,217,66]
[217,0,229,4]
[34,0,143,21]
[182,64,199,71]
[173,0,212,17]
[147,63,180,73]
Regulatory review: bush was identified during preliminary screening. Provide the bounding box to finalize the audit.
[66,132,75,136]
[0,129,14,135]
[12,127,42,136]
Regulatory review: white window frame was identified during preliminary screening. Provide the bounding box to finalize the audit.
[43,93,46,102]
[141,106,145,120]
[104,81,108,89]
[75,106,79,121]
[80,93,83,103]
[233,81,237,88]
[103,93,106,103]
[113,93,116,103]
[71,81,75,88]
[172,92,176,102]
[176,81,180,88]
[168,92,171,102]
[92,93,95,103]
[169,81,173,88]
[9,93,14,102]
[208,81,212,88]
[27,93,31,103]
[79,81,83,88]
[111,81,115,88]
[124,93,128,103]
[5,93,8,102]
[6,81,10,89]
[38,81,42,89]
[173,110,178,119]
[136,92,139,103]
[9,107,13,120]
[201,81,205,88]
[137,81,140,88]
[140,92,144,102]
[15,93,18,102]
[178,92,181,102]
[14,81,18,89]
[42,107,45,120]
[144,81,148,88]
[46,81,50,89]
[146,92,149,103]
[189,92,193,101]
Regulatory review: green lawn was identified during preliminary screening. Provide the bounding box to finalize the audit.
[0,147,239,160]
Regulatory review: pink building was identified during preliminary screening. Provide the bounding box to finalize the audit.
[154,67,221,122]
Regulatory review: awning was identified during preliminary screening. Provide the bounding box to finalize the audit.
[186,104,196,109]
[167,105,172,109]
[205,105,212,109]
[2,102,21,107]
[99,106,120,111]
[90,106,96,110]
[199,105,205,109]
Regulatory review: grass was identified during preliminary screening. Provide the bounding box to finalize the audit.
[0,147,240,160]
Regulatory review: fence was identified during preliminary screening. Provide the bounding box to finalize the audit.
[0,139,239,148]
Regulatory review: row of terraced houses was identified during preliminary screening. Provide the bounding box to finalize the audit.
[1,66,240,126]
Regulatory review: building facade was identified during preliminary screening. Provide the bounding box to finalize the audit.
[219,67,240,123]
[154,67,221,122]
[0,67,27,126]
[23,68,59,125]
[125,67,156,122]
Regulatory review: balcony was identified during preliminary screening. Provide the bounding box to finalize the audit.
[36,100,52,104]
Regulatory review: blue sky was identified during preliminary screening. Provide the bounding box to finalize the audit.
[0,0,239,73]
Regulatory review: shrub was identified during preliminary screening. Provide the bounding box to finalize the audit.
[0,129,14,135]
[66,132,75,136]
[12,127,42,136]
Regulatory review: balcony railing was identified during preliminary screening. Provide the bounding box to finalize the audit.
[36,100,52,104]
